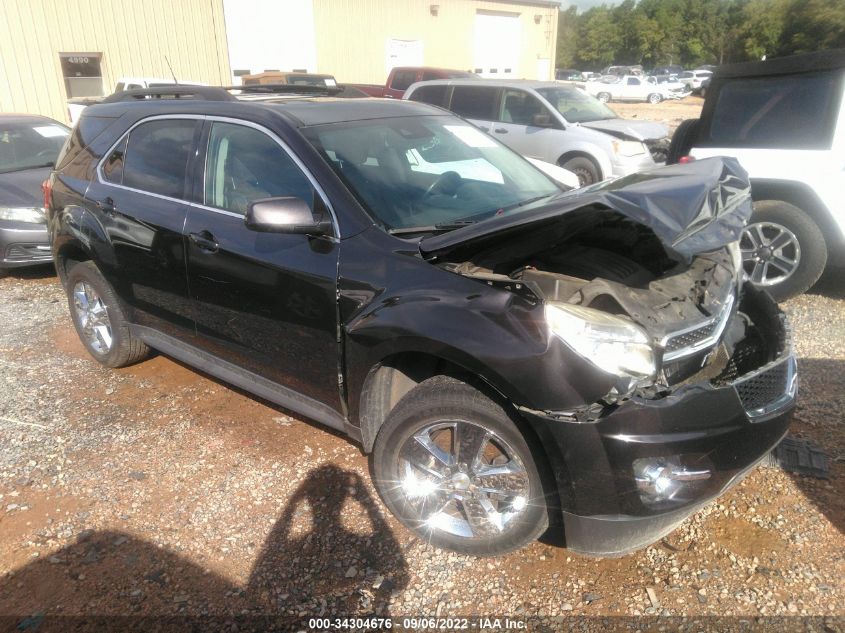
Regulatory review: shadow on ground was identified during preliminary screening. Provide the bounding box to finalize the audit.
[0,464,409,631]
[785,357,845,537]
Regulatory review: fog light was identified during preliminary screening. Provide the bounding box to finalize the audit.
[633,457,711,505]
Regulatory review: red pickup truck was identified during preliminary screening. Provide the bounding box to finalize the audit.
[351,66,477,99]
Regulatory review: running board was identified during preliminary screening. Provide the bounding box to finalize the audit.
[129,325,353,438]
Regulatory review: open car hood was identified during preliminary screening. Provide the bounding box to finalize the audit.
[419,157,752,263]
[580,118,668,141]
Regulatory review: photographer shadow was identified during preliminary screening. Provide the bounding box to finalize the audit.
[0,464,409,629]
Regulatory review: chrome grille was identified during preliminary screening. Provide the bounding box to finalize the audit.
[664,321,718,354]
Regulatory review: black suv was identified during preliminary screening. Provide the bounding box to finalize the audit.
[47,86,795,557]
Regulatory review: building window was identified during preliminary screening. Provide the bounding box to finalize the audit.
[59,53,104,98]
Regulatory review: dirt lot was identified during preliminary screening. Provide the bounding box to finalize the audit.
[0,99,843,631]
[611,95,705,134]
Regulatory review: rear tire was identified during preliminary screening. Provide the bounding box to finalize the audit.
[372,376,549,556]
[596,92,611,103]
[741,200,827,302]
[666,118,700,165]
[560,155,600,186]
[65,261,150,368]
[647,93,662,104]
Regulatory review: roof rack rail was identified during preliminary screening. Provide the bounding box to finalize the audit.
[225,83,344,96]
[101,86,235,103]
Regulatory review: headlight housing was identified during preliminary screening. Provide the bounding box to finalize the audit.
[611,140,648,157]
[0,207,47,224]
[545,302,656,379]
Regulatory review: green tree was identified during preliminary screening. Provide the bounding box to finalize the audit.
[576,6,623,69]
[556,6,580,68]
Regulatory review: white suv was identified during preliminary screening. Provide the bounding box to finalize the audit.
[669,50,845,300]
[679,70,713,94]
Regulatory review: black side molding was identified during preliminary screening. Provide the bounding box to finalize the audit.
[129,325,359,442]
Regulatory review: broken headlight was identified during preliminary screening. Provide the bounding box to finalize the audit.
[545,302,656,380]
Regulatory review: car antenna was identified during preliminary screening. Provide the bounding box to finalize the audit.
[165,56,178,84]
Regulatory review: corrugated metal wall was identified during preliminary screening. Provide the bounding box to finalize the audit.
[0,0,231,123]
[312,0,558,83]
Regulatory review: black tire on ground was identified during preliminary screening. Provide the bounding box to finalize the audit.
[666,118,701,165]
[372,375,549,557]
[0,268,8,279]
[65,261,150,368]
[597,92,611,103]
[647,93,662,104]
[560,155,600,186]
[744,200,828,302]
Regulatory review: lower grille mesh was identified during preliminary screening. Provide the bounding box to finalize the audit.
[733,361,790,413]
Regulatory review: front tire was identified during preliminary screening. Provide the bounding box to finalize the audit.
[372,376,549,556]
[560,155,600,186]
[65,261,150,367]
[741,200,827,301]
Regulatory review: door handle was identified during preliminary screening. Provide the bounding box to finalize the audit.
[189,230,219,253]
[96,197,115,214]
[493,128,508,134]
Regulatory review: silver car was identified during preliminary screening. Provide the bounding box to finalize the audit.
[404,79,668,186]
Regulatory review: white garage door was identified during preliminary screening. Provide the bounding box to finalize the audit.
[473,11,521,79]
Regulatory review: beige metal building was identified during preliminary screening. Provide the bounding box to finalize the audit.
[224,0,559,84]
[0,0,231,122]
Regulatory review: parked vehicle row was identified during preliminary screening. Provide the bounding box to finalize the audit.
[44,86,795,557]
[348,66,478,99]
[584,74,690,104]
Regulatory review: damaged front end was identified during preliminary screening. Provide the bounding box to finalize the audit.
[418,157,796,555]
[422,158,794,421]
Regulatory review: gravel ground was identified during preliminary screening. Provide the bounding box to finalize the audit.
[0,264,842,631]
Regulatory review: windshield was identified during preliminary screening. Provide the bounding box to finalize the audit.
[303,115,560,231]
[535,86,617,123]
[0,120,69,174]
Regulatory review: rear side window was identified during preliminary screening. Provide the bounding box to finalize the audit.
[390,70,418,91]
[449,86,499,120]
[203,122,315,215]
[122,119,196,198]
[101,135,127,183]
[707,71,841,150]
[408,84,449,107]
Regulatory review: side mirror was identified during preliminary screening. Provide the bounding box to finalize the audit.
[531,112,553,127]
[245,197,333,236]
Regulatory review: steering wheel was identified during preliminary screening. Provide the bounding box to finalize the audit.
[422,171,462,200]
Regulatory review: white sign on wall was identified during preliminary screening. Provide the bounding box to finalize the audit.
[386,39,423,73]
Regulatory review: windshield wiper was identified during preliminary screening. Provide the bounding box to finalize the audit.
[388,220,476,236]
[499,195,552,212]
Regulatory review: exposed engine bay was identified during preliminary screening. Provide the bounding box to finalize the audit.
[440,209,787,407]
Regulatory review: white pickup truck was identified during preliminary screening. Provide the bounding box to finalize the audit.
[585,75,690,104]
[67,77,205,124]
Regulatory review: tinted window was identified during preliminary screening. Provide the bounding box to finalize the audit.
[627,77,639,85]
[122,119,195,198]
[421,71,441,81]
[102,135,127,183]
[408,84,449,107]
[204,122,315,215]
[449,86,499,120]
[390,70,418,91]
[708,71,841,149]
[500,90,548,126]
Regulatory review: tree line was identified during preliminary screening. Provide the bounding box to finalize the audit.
[556,0,845,71]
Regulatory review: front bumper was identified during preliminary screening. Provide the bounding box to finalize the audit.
[523,288,796,556]
[610,152,657,177]
[0,221,51,269]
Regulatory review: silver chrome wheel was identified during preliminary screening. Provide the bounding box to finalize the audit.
[397,420,530,539]
[741,221,802,286]
[72,281,113,354]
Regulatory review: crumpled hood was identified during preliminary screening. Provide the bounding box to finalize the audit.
[580,118,668,141]
[420,157,752,262]
[0,166,51,207]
